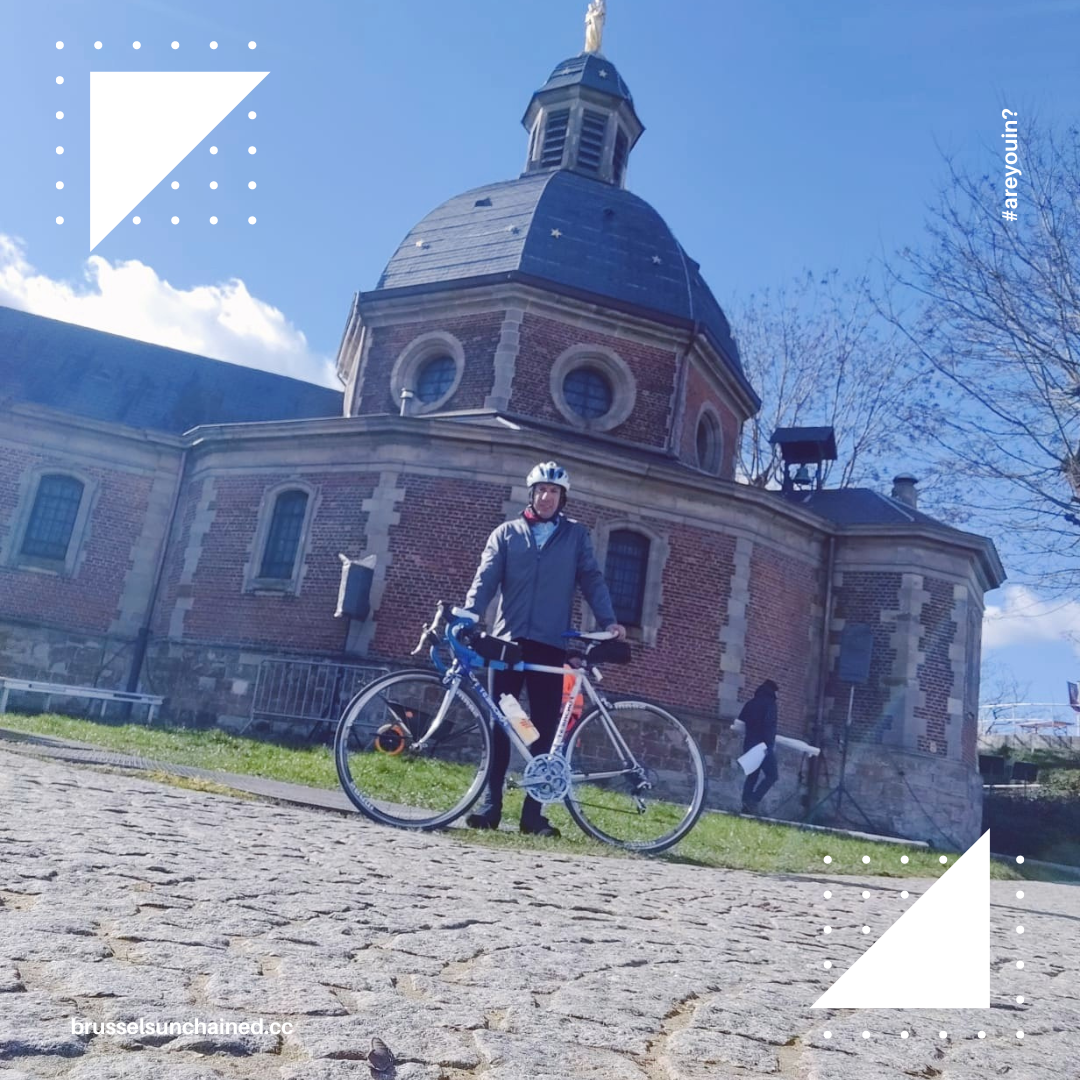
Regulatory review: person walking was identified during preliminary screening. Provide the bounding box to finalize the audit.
[462,461,625,837]
[740,679,779,814]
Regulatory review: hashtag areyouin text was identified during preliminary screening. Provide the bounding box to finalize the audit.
[1001,109,1020,222]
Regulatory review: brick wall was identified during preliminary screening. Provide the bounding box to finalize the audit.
[513,313,677,448]
[372,474,513,661]
[679,363,740,479]
[827,572,902,743]
[0,447,153,636]
[914,576,958,757]
[155,470,377,651]
[743,545,820,740]
[355,313,503,415]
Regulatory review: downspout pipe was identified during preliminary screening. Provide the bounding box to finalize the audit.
[125,444,190,696]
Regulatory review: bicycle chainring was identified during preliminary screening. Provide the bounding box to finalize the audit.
[521,753,571,802]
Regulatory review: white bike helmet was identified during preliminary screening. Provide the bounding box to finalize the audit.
[526,461,571,492]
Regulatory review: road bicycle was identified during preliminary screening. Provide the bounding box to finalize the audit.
[333,601,707,853]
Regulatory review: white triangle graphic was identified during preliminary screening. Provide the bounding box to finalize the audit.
[812,830,990,1009]
[89,71,269,251]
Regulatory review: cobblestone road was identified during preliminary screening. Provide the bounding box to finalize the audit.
[0,749,1076,1079]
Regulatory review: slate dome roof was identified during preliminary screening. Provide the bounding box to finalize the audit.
[534,53,634,104]
[375,170,748,387]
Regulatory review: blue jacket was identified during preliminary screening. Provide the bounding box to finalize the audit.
[464,513,618,650]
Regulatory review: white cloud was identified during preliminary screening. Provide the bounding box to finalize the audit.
[983,584,1080,657]
[0,233,337,387]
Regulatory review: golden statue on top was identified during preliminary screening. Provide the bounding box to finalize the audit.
[584,0,606,54]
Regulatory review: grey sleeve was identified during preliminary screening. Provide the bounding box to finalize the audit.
[464,528,505,617]
[576,528,617,628]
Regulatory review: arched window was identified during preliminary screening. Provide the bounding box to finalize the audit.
[563,367,613,419]
[21,474,84,561]
[604,530,650,627]
[695,410,722,474]
[415,355,456,403]
[259,490,309,580]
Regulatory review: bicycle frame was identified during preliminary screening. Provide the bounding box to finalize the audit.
[406,609,643,803]
[418,636,643,794]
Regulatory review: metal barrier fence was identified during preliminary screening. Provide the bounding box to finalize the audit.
[246,658,390,736]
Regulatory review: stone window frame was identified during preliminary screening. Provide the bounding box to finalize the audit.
[390,331,466,415]
[694,403,724,475]
[550,344,636,433]
[586,519,668,647]
[3,466,97,577]
[243,480,319,595]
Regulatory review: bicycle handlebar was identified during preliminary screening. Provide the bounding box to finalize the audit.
[413,602,617,665]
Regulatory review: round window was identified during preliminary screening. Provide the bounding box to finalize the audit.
[415,355,456,404]
[563,367,613,419]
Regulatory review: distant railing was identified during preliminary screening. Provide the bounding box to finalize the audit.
[246,659,389,736]
[978,701,1079,738]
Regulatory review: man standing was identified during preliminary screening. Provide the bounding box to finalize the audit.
[463,461,625,837]
[740,680,779,814]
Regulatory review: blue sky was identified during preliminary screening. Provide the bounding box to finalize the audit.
[1,0,1078,712]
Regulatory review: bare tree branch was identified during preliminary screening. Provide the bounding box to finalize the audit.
[731,269,935,491]
[879,119,1080,590]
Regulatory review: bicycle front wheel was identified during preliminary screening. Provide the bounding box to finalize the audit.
[564,699,707,853]
[334,669,491,830]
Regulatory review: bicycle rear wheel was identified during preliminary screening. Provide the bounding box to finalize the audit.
[334,669,491,830]
[564,699,707,853]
